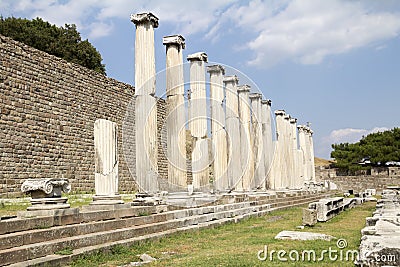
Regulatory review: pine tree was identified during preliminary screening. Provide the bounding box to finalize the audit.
[0,16,106,75]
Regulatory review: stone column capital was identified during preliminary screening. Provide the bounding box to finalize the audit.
[187,52,208,62]
[223,75,239,85]
[274,109,286,116]
[163,35,185,49]
[284,115,291,120]
[249,92,262,100]
[290,118,297,124]
[130,12,159,28]
[207,64,225,75]
[297,125,307,132]
[261,99,272,106]
[237,84,251,93]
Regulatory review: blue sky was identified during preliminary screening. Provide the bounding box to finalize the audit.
[1,0,400,159]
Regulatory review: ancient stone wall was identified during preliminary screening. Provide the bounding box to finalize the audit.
[322,175,400,193]
[0,35,168,197]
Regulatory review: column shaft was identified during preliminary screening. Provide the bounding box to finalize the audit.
[224,76,242,190]
[249,93,264,190]
[94,119,119,196]
[188,52,209,191]
[207,65,228,191]
[273,110,286,189]
[261,100,273,189]
[238,85,254,191]
[131,13,159,194]
[163,35,187,191]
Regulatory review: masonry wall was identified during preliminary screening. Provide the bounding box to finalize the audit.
[0,35,168,197]
[322,175,400,193]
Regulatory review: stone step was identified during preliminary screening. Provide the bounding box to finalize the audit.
[0,201,257,251]
[7,193,327,267]
[0,201,274,265]
[0,205,167,235]
[2,192,332,266]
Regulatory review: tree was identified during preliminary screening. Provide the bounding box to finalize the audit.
[0,17,106,75]
[331,128,400,174]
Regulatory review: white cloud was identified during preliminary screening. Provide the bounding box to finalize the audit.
[323,127,389,145]
[3,0,400,65]
[87,21,113,39]
[225,0,400,67]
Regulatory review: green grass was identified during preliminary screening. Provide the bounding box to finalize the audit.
[0,193,136,216]
[55,247,74,255]
[69,202,375,267]
[0,199,30,217]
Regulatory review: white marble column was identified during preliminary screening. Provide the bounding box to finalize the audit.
[249,93,264,190]
[308,127,316,182]
[224,75,242,191]
[187,52,209,191]
[283,114,292,189]
[163,35,187,191]
[93,119,123,204]
[273,110,286,189]
[297,125,308,186]
[261,99,273,189]
[237,85,254,191]
[131,13,159,194]
[131,13,158,96]
[289,118,299,189]
[207,65,228,192]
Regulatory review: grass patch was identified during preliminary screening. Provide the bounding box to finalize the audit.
[0,199,30,217]
[69,202,375,266]
[55,247,74,255]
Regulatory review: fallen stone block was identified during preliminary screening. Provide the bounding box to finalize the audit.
[275,230,335,241]
[302,208,317,226]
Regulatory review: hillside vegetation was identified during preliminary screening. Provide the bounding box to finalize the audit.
[331,128,400,173]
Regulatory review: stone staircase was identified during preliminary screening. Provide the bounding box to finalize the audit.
[0,191,332,266]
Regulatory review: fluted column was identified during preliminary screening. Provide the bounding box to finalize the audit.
[273,110,286,189]
[237,85,254,191]
[224,75,242,191]
[249,93,264,190]
[207,65,228,192]
[93,119,123,204]
[289,118,299,189]
[131,13,159,194]
[131,13,158,96]
[163,35,187,191]
[308,127,316,182]
[187,52,209,191]
[261,100,273,189]
[283,114,292,189]
[298,125,308,186]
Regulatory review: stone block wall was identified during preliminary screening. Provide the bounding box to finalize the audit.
[0,35,168,197]
[322,175,400,193]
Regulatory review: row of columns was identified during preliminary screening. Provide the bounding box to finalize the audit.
[130,12,316,194]
[270,110,316,190]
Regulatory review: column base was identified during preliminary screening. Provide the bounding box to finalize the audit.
[91,195,124,205]
[18,207,79,219]
[28,197,70,210]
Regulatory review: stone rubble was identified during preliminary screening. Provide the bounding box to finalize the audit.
[356,188,400,267]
